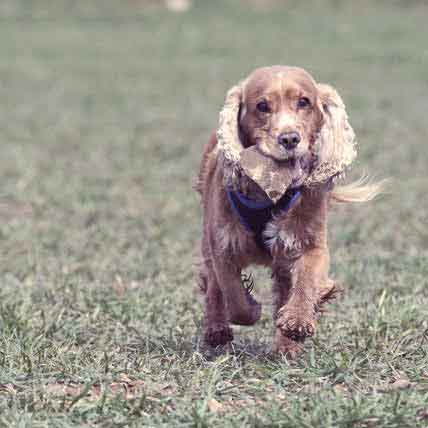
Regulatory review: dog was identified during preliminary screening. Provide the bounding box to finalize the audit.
[195,66,382,357]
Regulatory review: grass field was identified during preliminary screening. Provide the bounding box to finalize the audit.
[0,0,427,426]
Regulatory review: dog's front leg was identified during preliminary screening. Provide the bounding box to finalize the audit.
[212,256,261,327]
[274,247,329,346]
[271,263,304,357]
[200,261,234,347]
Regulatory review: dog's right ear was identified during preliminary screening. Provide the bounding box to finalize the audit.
[217,83,245,166]
[237,103,250,148]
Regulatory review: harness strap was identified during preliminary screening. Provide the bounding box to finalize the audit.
[226,187,301,250]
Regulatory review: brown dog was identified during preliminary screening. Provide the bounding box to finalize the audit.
[195,66,381,357]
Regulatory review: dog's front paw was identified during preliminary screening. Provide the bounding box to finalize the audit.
[272,330,303,359]
[276,306,315,340]
[204,323,233,347]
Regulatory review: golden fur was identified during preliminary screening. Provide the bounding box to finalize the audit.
[195,66,381,357]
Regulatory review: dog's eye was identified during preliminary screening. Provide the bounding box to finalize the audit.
[297,97,311,109]
[256,100,270,113]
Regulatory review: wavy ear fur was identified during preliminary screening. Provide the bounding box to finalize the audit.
[304,83,357,187]
[312,83,385,202]
[216,83,245,189]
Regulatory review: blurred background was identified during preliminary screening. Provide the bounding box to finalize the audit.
[1,0,427,279]
[0,0,427,425]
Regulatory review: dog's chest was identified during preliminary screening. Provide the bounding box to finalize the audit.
[226,187,301,250]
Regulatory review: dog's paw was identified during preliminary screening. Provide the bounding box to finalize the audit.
[272,330,303,359]
[228,299,261,326]
[276,307,315,340]
[204,323,233,347]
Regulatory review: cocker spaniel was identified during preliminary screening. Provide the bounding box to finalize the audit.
[195,66,382,357]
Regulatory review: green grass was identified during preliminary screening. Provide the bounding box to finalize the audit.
[0,0,427,426]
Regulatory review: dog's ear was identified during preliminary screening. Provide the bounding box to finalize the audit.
[217,83,244,166]
[308,84,357,185]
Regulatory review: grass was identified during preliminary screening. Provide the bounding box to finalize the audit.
[0,0,427,426]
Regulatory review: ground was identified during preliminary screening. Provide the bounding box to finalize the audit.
[0,0,427,426]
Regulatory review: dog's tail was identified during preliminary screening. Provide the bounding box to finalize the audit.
[330,176,389,203]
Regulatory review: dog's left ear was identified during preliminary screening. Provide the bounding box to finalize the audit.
[307,84,357,185]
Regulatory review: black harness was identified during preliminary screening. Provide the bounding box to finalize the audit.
[226,187,301,250]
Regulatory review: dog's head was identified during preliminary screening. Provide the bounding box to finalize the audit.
[217,66,356,202]
[240,66,323,166]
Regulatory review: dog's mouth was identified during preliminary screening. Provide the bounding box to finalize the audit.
[255,143,313,186]
[240,144,316,199]
[278,155,312,187]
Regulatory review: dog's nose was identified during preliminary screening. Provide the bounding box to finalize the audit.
[277,132,301,150]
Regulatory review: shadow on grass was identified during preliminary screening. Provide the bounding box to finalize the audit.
[126,324,280,363]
